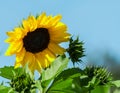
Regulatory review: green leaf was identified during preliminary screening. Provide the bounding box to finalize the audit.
[47,78,74,93]
[111,80,120,87]
[91,85,110,93]
[0,85,14,93]
[47,68,82,93]
[53,68,82,82]
[41,55,69,87]
[0,66,22,79]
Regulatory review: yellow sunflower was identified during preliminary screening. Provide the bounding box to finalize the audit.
[5,13,70,72]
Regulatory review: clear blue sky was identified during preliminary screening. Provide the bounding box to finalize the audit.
[0,0,120,69]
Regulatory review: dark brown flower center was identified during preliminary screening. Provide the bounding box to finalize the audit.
[23,28,50,53]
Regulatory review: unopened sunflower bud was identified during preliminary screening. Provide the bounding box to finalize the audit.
[67,36,85,64]
[84,66,112,85]
[10,69,35,92]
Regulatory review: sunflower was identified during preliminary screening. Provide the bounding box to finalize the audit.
[5,13,70,72]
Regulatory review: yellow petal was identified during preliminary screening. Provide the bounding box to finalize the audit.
[6,31,14,37]
[43,49,56,63]
[42,54,50,67]
[22,20,30,31]
[50,31,70,43]
[36,59,42,72]
[21,52,30,66]
[28,53,36,72]
[14,27,24,39]
[5,37,14,43]
[48,42,65,55]
[49,15,62,27]
[36,52,47,68]
[6,28,24,42]
[16,48,26,62]
[49,24,67,32]
[37,12,46,27]
[5,40,23,56]
[50,36,70,43]
[14,62,21,69]
[23,16,37,32]
[37,12,46,21]
[28,16,37,31]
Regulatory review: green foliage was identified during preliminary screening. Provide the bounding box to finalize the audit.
[41,55,69,82]
[0,66,22,79]
[0,59,119,93]
[0,85,13,93]
[47,68,82,93]
[0,38,120,93]
[70,66,113,93]
[91,85,110,93]
[0,65,34,93]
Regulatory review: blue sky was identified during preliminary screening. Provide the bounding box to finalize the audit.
[0,0,120,71]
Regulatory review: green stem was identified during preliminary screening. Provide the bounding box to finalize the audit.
[43,87,48,93]
[43,89,46,93]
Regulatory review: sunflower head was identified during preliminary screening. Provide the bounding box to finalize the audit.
[5,13,70,72]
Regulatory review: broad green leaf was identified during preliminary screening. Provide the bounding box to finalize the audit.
[0,66,22,79]
[111,80,120,87]
[91,85,110,93]
[0,85,14,93]
[53,68,82,82]
[41,55,69,87]
[47,78,74,93]
[47,68,82,93]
